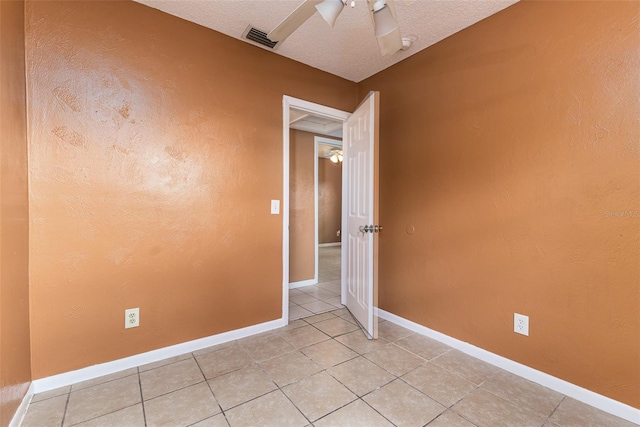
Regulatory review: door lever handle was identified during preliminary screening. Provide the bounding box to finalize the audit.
[359,225,382,233]
[359,225,373,233]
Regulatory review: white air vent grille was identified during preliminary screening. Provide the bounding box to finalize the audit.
[242,26,279,50]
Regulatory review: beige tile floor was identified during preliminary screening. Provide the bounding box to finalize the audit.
[289,246,343,321]
[23,309,635,427]
[289,282,343,321]
[317,246,341,284]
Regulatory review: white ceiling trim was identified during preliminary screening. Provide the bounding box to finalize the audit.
[290,108,344,137]
[290,119,343,137]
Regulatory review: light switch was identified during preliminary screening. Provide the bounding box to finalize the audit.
[271,200,280,214]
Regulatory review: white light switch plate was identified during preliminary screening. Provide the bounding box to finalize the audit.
[271,200,280,214]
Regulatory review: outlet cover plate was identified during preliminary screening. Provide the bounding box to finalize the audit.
[125,308,139,329]
[514,313,529,336]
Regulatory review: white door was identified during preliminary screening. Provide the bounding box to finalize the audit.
[343,92,379,339]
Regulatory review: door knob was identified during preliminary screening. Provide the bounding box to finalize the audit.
[374,225,383,233]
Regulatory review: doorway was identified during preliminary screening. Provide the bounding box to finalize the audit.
[289,136,343,320]
[282,97,350,323]
[287,114,345,320]
[282,93,380,338]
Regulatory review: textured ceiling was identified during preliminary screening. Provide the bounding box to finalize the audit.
[134,0,519,82]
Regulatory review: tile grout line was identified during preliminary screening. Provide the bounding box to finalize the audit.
[318,330,483,425]
[27,389,69,405]
[440,407,481,427]
[409,356,488,420]
[273,378,314,425]
[38,371,145,427]
[143,379,209,403]
[68,371,139,394]
[546,395,567,423]
[263,305,396,425]
[65,404,142,427]
[428,349,497,386]
[192,349,228,425]
[59,390,71,427]
[136,368,148,427]
[354,354,455,424]
[307,331,399,426]
[138,354,194,374]
[308,396,367,425]
[404,367,472,410]
[283,314,399,425]
[359,397,400,426]
[273,331,359,426]
[479,383,557,421]
[200,352,313,425]
[380,330,596,425]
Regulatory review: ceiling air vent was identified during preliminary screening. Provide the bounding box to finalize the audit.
[242,25,279,50]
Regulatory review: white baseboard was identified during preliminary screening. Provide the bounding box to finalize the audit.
[32,317,285,394]
[377,309,640,425]
[9,382,34,427]
[289,279,317,289]
[318,242,341,247]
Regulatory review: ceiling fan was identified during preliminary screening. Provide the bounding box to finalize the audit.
[268,0,406,56]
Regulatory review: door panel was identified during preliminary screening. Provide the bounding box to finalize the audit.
[343,92,379,339]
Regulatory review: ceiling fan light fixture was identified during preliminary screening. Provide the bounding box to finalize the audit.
[372,2,397,38]
[371,0,386,13]
[370,0,403,55]
[316,0,345,28]
[376,27,403,55]
[329,149,343,163]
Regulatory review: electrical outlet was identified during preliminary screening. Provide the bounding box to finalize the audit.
[125,308,139,329]
[514,313,529,336]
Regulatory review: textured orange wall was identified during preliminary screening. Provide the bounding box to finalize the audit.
[359,0,640,407]
[318,158,342,244]
[25,0,357,379]
[289,129,316,283]
[0,1,32,425]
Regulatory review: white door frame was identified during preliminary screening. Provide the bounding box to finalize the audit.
[282,96,350,324]
[314,136,343,284]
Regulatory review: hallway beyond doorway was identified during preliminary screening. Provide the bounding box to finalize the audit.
[289,246,341,321]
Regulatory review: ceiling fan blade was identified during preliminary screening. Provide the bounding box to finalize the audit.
[268,0,322,42]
